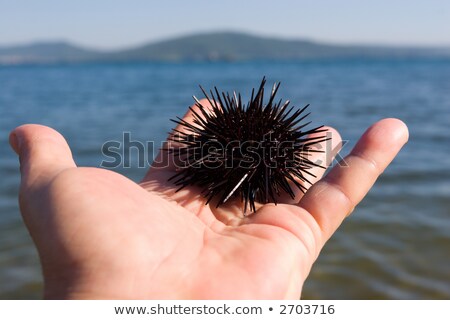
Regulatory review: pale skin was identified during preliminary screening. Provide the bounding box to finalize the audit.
[9,99,408,299]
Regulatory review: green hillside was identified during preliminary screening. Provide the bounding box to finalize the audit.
[0,41,100,64]
[1,32,449,65]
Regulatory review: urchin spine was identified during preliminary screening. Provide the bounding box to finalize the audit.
[168,78,328,213]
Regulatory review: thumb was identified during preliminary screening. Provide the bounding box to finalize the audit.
[9,124,76,189]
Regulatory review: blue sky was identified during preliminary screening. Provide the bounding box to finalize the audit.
[1,0,449,49]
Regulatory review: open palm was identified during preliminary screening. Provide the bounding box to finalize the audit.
[10,101,408,299]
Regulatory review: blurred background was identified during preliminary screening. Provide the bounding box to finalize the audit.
[0,0,449,299]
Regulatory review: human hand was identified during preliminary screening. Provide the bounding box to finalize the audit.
[9,100,408,299]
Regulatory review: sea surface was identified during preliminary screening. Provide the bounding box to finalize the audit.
[0,60,449,299]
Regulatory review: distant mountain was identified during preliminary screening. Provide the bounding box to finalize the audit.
[0,41,100,64]
[102,32,334,61]
[104,32,450,62]
[1,32,449,65]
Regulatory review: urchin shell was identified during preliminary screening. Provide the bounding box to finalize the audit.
[168,78,328,213]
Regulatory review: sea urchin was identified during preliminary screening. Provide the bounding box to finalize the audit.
[168,78,328,214]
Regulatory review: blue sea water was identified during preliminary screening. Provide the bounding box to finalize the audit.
[0,60,449,299]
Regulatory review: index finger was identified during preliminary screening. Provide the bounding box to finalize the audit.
[298,118,409,243]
